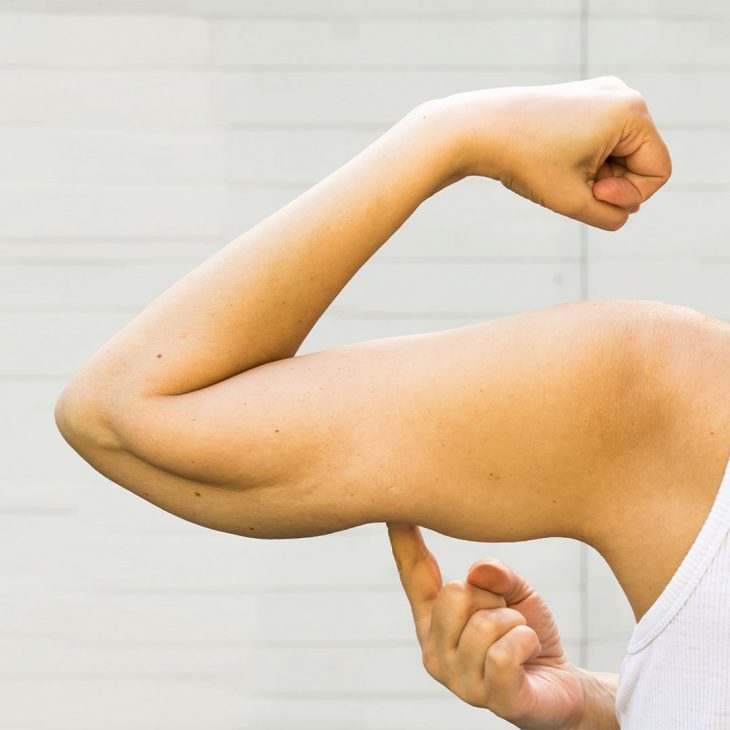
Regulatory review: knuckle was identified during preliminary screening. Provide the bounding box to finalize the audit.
[595,76,648,111]
[442,579,467,595]
[440,579,469,604]
[449,668,490,709]
[486,642,513,671]
[623,87,649,112]
[598,74,627,89]
[468,608,496,631]
[421,646,439,678]
[664,153,673,178]
[467,609,495,640]
[470,606,525,635]
[504,607,528,626]
[605,213,629,232]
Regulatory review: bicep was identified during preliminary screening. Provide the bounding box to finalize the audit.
[91,299,673,541]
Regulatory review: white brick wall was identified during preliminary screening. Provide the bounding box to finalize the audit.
[3,2,727,728]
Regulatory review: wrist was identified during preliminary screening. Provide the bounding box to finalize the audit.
[568,666,619,730]
[398,98,475,194]
[414,90,512,183]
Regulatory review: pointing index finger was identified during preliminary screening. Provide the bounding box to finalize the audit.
[387,523,442,647]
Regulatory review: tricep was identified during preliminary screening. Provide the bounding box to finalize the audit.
[56,299,704,541]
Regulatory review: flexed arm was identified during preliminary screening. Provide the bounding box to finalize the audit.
[55,78,674,544]
[59,77,669,403]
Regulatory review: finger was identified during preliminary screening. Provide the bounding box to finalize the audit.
[484,624,542,698]
[594,119,672,207]
[572,186,631,231]
[466,558,534,607]
[593,172,644,210]
[597,160,651,214]
[387,523,442,646]
[613,120,672,202]
[429,580,506,660]
[456,607,528,687]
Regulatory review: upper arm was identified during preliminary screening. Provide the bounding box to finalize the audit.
[57,299,679,541]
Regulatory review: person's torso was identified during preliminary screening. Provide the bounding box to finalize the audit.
[615,453,730,727]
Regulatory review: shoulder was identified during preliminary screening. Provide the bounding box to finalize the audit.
[588,298,730,507]
[582,299,730,443]
[591,300,730,619]
[643,300,730,450]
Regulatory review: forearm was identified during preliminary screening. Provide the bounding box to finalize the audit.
[571,668,619,730]
[62,102,466,407]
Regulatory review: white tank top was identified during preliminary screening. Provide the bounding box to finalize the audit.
[616,454,730,728]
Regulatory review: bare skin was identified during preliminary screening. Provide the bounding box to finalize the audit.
[388,523,621,729]
[55,77,730,727]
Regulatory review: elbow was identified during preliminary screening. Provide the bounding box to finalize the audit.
[54,388,72,442]
[54,381,124,454]
[54,386,86,449]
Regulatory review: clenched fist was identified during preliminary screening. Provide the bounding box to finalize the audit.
[415,76,671,231]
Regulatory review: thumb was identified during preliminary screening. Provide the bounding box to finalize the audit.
[466,558,534,607]
[590,153,648,211]
[588,115,671,222]
[569,182,631,231]
[592,174,643,210]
